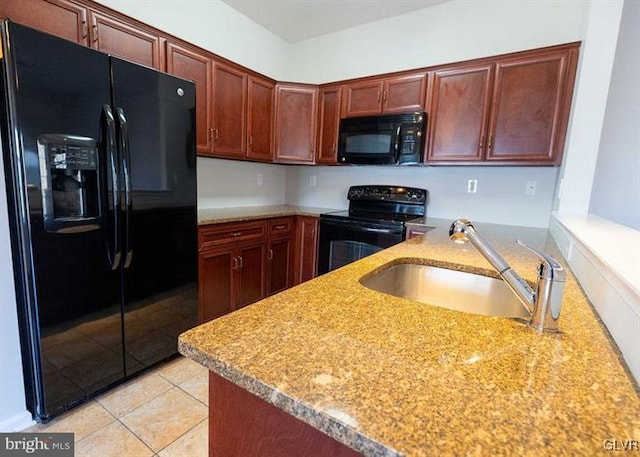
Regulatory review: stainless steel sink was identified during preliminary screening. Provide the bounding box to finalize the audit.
[360,262,529,318]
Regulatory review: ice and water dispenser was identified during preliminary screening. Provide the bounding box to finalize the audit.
[37,134,102,233]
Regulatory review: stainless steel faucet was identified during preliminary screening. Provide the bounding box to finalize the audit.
[449,219,565,332]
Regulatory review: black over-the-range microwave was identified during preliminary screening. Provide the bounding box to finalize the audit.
[337,111,426,165]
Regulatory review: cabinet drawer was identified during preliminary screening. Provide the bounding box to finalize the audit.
[199,221,266,250]
[268,217,293,237]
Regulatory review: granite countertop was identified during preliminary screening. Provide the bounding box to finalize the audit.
[179,218,640,456]
[198,204,341,225]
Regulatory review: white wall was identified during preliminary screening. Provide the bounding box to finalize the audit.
[556,0,625,216]
[94,0,291,80]
[588,0,639,230]
[197,157,286,208]
[287,165,558,228]
[289,0,585,83]
[0,144,31,431]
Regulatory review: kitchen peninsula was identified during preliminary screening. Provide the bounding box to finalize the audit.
[179,219,640,456]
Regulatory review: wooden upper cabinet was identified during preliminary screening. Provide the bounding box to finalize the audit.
[427,44,578,164]
[246,76,275,162]
[274,84,318,164]
[0,0,89,46]
[344,73,427,117]
[88,11,162,69]
[382,74,427,114]
[427,65,493,161]
[316,86,342,164]
[487,51,573,163]
[211,62,247,159]
[166,41,213,155]
[343,80,383,117]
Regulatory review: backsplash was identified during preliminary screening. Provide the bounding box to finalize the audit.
[286,165,559,228]
[197,158,559,228]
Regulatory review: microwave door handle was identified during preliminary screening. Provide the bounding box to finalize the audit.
[394,126,401,155]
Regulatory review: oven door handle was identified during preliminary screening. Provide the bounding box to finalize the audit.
[357,226,399,234]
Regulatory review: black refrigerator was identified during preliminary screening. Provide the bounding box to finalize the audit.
[0,21,198,422]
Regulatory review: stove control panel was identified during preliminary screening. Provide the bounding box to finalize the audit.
[347,185,427,204]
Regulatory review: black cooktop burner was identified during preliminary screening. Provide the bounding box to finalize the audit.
[320,185,428,227]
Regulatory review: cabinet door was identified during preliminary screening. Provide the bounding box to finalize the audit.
[295,216,318,285]
[246,76,275,162]
[0,0,89,46]
[343,80,383,117]
[212,62,247,158]
[166,41,213,155]
[382,73,427,114]
[236,242,266,309]
[487,51,571,163]
[267,237,292,296]
[274,85,318,163]
[316,86,342,164]
[427,65,493,162]
[199,247,234,323]
[88,11,162,69]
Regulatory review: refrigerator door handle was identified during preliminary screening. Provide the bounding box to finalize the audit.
[103,105,121,270]
[116,107,134,269]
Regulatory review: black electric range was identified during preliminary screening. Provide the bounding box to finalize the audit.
[317,185,427,274]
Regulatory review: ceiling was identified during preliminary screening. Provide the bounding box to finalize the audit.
[220,0,451,43]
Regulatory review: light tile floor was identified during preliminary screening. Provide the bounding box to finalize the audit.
[27,357,209,457]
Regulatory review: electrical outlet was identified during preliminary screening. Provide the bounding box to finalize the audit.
[467,179,478,193]
[257,174,263,186]
[309,175,317,187]
[525,181,537,196]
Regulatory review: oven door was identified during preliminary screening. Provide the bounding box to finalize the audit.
[317,218,404,275]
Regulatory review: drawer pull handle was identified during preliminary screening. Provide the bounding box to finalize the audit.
[231,231,243,237]
[274,225,286,230]
[237,256,243,268]
[267,249,273,260]
[231,257,238,270]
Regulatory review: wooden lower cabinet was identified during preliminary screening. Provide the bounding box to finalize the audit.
[198,221,266,322]
[209,372,362,457]
[199,216,306,322]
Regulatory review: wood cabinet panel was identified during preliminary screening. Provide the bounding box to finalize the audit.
[383,73,427,114]
[166,41,212,154]
[487,52,569,162]
[236,242,266,309]
[247,76,275,162]
[343,80,383,117]
[0,0,89,46]
[199,246,234,322]
[89,10,162,69]
[212,62,247,158]
[266,217,294,295]
[316,87,342,164]
[295,216,318,285]
[274,84,318,163]
[267,237,292,296]
[209,372,362,457]
[427,65,492,161]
